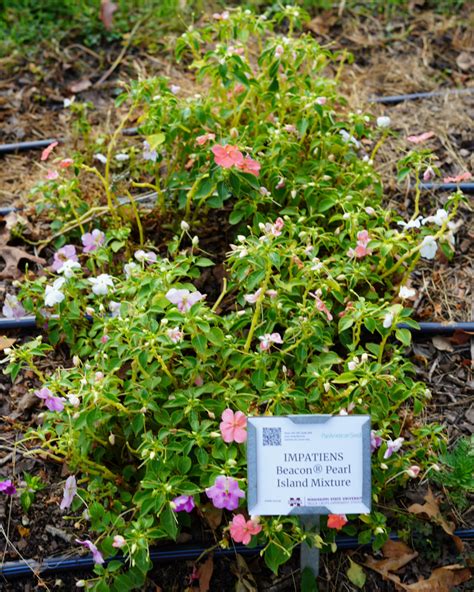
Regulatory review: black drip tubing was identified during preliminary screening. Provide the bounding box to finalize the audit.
[419,182,474,193]
[2,529,473,580]
[370,88,474,104]
[0,139,59,155]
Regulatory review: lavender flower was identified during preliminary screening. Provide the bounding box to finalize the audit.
[0,479,17,495]
[370,431,382,453]
[205,476,245,511]
[35,387,65,412]
[165,288,205,313]
[82,229,105,253]
[384,437,404,459]
[75,539,104,564]
[60,475,77,510]
[134,250,157,264]
[2,294,25,320]
[142,141,158,163]
[172,495,195,513]
[52,245,78,272]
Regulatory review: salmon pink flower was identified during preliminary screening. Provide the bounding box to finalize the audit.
[220,409,247,443]
[196,133,216,146]
[211,144,244,169]
[60,475,77,510]
[46,170,59,180]
[310,290,333,321]
[76,539,104,564]
[406,465,421,478]
[35,387,65,412]
[112,535,126,548]
[212,10,229,20]
[59,158,74,168]
[406,131,435,144]
[52,245,78,272]
[41,141,58,161]
[0,479,16,495]
[205,476,245,510]
[172,495,195,513]
[236,157,260,177]
[443,171,471,184]
[348,230,372,258]
[166,288,205,312]
[327,514,348,530]
[229,514,262,544]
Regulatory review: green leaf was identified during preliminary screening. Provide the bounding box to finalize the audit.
[146,133,165,150]
[347,559,366,589]
[191,334,207,356]
[338,316,354,333]
[264,542,291,574]
[301,567,318,592]
[395,328,412,347]
[207,327,225,346]
[332,373,356,384]
[160,504,178,540]
[195,257,214,267]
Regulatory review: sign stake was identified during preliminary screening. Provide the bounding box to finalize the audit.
[300,515,320,590]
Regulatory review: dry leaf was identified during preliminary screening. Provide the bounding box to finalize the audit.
[100,0,118,30]
[196,555,214,592]
[0,336,16,351]
[199,503,223,530]
[365,540,418,579]
[431,336,454,352]
[232,554,258,592]
[449,330,473,346]
[0,246,45,279]
[456,51,474,71]
[17,525,30,538]
[68,78,92,94]
[403,564,471,591]
[305,12,338,36]
[408,489,455,537]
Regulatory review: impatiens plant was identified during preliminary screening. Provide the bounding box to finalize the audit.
[2,6,466,591]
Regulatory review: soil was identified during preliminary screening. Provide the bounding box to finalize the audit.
[0,4,472,591]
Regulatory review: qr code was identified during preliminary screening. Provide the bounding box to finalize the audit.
[263,427,281,446]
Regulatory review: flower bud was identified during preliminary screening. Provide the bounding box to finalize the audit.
[108,433,115,445]
[192,236,199,246]
[73,355,81,367]
[180,220,190,231]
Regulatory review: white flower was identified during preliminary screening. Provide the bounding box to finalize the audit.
[244,289,262,304]
[339,130,361,148]
[383,312,394,329]
[89,274,114,296]
[124,262,139,278]
[420,235,438,259]
[422,208,448,227]
[134,250,157,264]
[63,98,74,108]
[376,116,391,129]
[115,153,129,162]
[397,216,422,230]
[68,394,80,408]
[109,301,121,317]
[94,153,107,164]
[348,357,359,371]
[44,278,66,307]
[170,84,181,94]
[167,327,183,343]
[398,286,417,300]
[58,260,81,278]
[180,220,190,231]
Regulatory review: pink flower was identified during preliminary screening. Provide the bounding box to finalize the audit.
[101,335,109,344]
[211,144,244,169]
[220,409,247,443]
[0,479,16,496]
[423,166,435,182]
[229,514,262,544]
[284,124,297,133]
[212,10,229,20]
[196,133,216,146]
[406,131,435,144]
[205,476,245,510]
[82,229,105,252]
[112,535,126,548]
[258,332,283,351]
[59,158,74,168]
[76,539,104,564]
[236,157,260,177]
[41,141,59,161]
[194,375,204,386]
[46,170,59,180]
[134,250,157,264]
[60,476,77,510]
[327,514,348,530]
[244,288,262,304]
[315,96,327,105]
[406,465,421,478]
[172,495,195,513]
[310,291,333,321]
[167,327,184,343]
[165,288,205,312]
[443,171,472,184]
[384,437,404,459]
[275,177,286,190]
[347,230,372,259]
[370,431,382,453]
[2,294,25,320]
[51,244,78,272]
[35,387,65,412]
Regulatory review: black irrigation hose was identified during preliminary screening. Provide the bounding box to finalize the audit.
[369,88,474,104]
[419,182,474,193]
[0,139,59,155]
[2,530,473,580]
[1,317,472,336]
